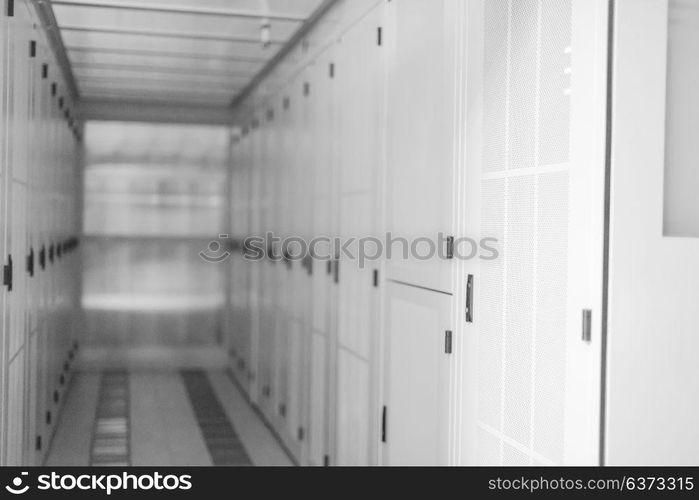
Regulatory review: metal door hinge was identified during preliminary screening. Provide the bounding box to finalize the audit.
[377,27,383,46]
[7,0,14,17]
[381,406,387,443]
[279,404,286,417]
[297,427,305,441]
[3,254,13,291]
[445,330,453,354]
[42,63,48,79]
[36,435,42,451]
[30,40,36,58]
[333,259,340,284]
[46,411,52,425]
[582,309,592,343]
[323,455,330,467]
[373,269,379,288]
[329,63,335,78]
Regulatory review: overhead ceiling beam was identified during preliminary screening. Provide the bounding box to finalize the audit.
[59,25,285,45]
[231,0,340,108]
[49,0,307,22]
[82,93,233,103]
[78,76,241,92]
[83,81,241,96]
[32,0,80,99]
[78,76,244,89]
[66,46,267,63]
[72,61,255,78]
[78,98,239,126]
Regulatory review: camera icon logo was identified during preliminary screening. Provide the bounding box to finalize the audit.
[199,234,232,263]
[5,472,29,495]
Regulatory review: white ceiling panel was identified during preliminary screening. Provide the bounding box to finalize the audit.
[47,0,328,109]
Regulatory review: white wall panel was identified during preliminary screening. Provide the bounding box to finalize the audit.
[606,0,699,466]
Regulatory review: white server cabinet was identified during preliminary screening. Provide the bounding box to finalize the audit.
[457,0,609,465]
[306,48,338,467]
[384,0,460,295]
[5,354,25,465]
[605,0,699,466]
[270,99,293,439]
[0,0,80,465]
[382,282,452,465]
[9,167,28,367]
[256,115,278,420]
[10,0,32,185]
[245,123,263,406]
[0,0,7,463]
[286,73,314,463]
[229,131,253,391]
[332,4,385,466]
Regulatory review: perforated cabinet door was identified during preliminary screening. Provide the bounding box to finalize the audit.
[457,0,609,466]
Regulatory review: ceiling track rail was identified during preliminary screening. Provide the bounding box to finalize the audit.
[72,61,255,79]
[59,25,285,45]
[49,0,307,22]
[65,46,267,64]
[231,0,341,109]
[33,0,80,100]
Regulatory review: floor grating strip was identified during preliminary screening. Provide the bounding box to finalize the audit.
[90,371,131,466]
[181,370,252,466]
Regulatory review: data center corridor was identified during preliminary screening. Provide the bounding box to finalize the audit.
[47,121,294,467]
[3,0,699,468]
[45,370,292,466]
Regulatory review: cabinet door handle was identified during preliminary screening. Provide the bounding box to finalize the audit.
[3,254,13,291]
[466,275,474,323]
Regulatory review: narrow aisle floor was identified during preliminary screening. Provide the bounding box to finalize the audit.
[46,370,293,467]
